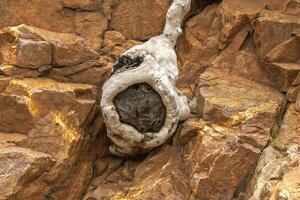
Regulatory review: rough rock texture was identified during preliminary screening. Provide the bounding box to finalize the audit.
[0,0,300,199]
[114,83,166,133]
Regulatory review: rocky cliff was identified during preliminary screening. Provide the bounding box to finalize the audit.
[0,0,299,199]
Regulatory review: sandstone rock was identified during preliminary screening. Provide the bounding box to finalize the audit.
[51,60,101,76]
[283,0,300,16]
[3,78,97,125]
[111,0,171,40]
[253,10,300,57]
[102,31,126,54]
[175,118,203,145]
[194,67,284,128]
[182,119,261,199]
[245,104,300,199]
[293,72,300,85]
[177,4,219,72]
[85,145,191,200]
[0,77,107,199]
[210,0,264,50]
[0,92,34,134]
[0,0,74,33]
[0,0,109,51]
[0,147,55,200]
[264,63,300,92]
[184,66,285,199]
[16,39,52,69]
[61,0,102,11]
[296,92,300,111]
[68,65,111,85]
[273,104,300,147]
[0,25,98,68]
[265,34,300,63]
[74,12,108,51]
[0,133,27,148]
[287,85,300,102]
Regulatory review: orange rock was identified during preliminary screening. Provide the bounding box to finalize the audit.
[16,39,52,69]
[61,0,102,11]
[264,63,300,92]
[74,11,108,50]
[0,147,55,200]
[245,104,300,199]
[111,0,171,40]
[253,10,300,57]
[296,92,300,112]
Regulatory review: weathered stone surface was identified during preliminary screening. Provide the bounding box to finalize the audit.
[245,104,300,200]
[264,63,300,92]
[0,147,55,200]
[74,11,108,51]
[61,0,102,11]
[0,0,108,51]
[183,66,285,199]
[0,25,98,68]
[265,34,300,63]
[1,0,300,199]
[296,92,300,111]
[85,145,191,200]
[193,67,284,128]
[111,0,171,40]
[0,94,34,134]
[253,10,300,57]
[0,77,106,199]
[293,72,300,85]
[287,85,300,102]
[16,39,52,69]
[177,4,219,72]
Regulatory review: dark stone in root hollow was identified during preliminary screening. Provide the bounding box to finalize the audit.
[114,83,166,133]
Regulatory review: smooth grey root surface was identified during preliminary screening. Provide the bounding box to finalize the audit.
[114,83,166,133]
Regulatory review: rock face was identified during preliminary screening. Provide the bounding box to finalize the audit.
[0,0,300,199]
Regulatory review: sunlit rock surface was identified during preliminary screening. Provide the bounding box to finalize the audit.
[0,0,300,199]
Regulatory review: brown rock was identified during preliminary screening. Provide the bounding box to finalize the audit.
[182,119,261,199]
[296,92,300,111]
[86,145,191,200]
[0,92,34,134]
[287,85,300,102]
[0,77,98,152]
[61,0,102,11]
[177,4,219,71]
[175,118,203,145]
[273,104,300,147]
[0,25,99,68]
[0,77,107,199]
[264,62,300,92]
[245,104,300,199]
[194,67,284,129]
[16,39,52,69]
[265,34,300,63]
[0,0,74,33]
[74,12,108,51]
[0,133,27,148]
[293,72,300,85]
[253,10,300,57]
[111,0,171,40]
[183,66,285,199]
[0,147,55,200]
[0,28,18,66]
[283,0,300,16]
[51,60,101,76]
[68,65,111,85]
[102,31,126,54]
